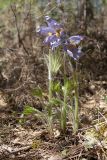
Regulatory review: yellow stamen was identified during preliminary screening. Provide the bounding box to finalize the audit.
[70,40,76,45]
[56,32,60,37]
[48,32,52,36]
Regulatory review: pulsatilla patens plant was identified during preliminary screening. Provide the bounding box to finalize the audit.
[37,16,84,134]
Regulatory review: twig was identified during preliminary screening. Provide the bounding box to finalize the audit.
[3,82,27,92]
[11,146,31,154]
[10,5,29,55]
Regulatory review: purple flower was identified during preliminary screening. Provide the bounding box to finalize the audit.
[37,16,84,60]
[37,26,55,36]
[68,36,84,45]
[56,0,61,4]
[65,35,84,60]
[45,16,63,29]
[66,47,83,61]
[44,34,61,50]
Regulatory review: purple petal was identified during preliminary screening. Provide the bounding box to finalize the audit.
[50,38,61,50]
[44,35,61,50]
[44,36,51,45]
[60,31,67,43]
[66,49,74,59]
[37,26,55,36]
[66,47,83,60]
[45,16,62,29]
[68,35,84,45]
[45,16,51,21]
[56,0,62,6]
[44,35,58,44]
[56,0,61,4]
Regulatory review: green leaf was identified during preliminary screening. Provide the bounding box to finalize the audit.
[51,81,61,93]
[0,0,16,9]
[62,78,74,96]
[23,105,46,121]
[61,149,68,157]
[23,105,36,116]
[50,98,62,106]
[45,51,62,75]
[51,53,62,74]
[32,87,43,98]
[104,96,107,103]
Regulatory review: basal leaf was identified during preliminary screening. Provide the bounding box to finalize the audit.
[32,87,43,98]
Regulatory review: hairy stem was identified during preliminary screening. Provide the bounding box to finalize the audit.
[48,50,53,133]
[61,91,67,132]
[73,62,79,134]
[61,52,67,132]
